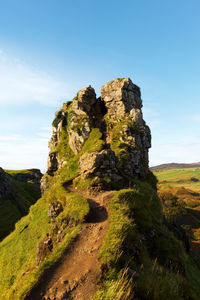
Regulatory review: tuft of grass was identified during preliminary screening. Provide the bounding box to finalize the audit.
[93,268,134,300]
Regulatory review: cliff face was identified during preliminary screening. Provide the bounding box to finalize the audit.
[43,78,151,192]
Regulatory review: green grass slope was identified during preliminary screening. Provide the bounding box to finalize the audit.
[152,167,200,299]
[0,170,41,240]
[0,184,89,300]
[94,180,200,300]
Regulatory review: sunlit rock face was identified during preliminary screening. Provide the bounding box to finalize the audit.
[101,78,142,119]
[101,78,151,177]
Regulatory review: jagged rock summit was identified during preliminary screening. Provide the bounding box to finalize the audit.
[42,78,151,192]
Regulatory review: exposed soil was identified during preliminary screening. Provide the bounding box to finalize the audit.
[26,187,113,300]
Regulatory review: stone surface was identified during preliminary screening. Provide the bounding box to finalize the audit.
[48,152,58,175]
[68,86,97,154]
[101,78,142,120]
[79,150,121,180]
[101,78,151,178]
[48,201,63,219]
[40,175,50,194]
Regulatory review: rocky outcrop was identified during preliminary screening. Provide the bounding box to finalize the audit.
[102,78,151,178]
[0,168,12,199]
[47,102,70,174]
[68,87,96,155]
[101,78,142,119]
[44,77,151,190]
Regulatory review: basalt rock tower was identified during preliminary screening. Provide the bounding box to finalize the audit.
[42,78,151,192]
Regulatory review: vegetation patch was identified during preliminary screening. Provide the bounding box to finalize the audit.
[95,181,198,299]
[154,167,200,298]
[0,174,41,240]
[0,175,89,300]
[56,126,105,186]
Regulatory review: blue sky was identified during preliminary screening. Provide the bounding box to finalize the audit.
[0,0,200,172]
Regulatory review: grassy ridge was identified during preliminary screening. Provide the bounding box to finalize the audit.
[0,170,41,240]
[94,181,200,299]
[0,186,89,300]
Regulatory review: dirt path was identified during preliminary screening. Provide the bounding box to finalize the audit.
[26,187,113,300]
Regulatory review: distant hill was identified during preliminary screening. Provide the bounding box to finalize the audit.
[150,162,200,172]
[0,168,42,240]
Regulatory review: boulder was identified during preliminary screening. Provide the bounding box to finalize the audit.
[79,149,121,180]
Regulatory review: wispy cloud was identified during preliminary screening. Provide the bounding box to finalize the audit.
[0,50,73,106]
[0,134,22,141]
[189,114,200,123]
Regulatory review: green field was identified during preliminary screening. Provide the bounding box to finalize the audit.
[154,168,200,192]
